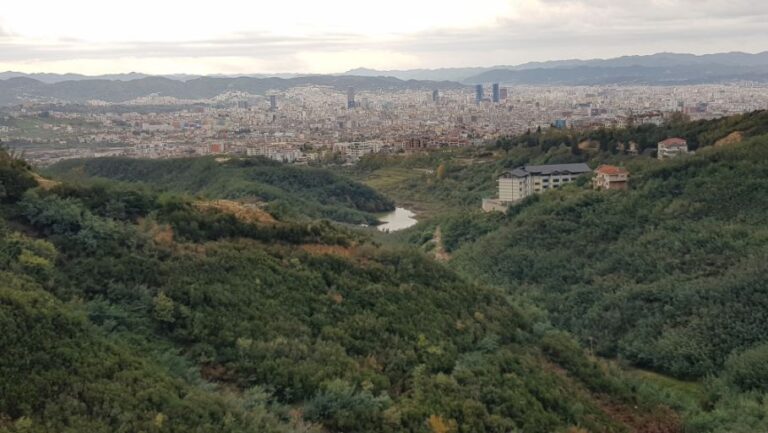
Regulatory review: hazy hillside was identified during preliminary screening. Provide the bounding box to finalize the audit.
[0,75,465,106]
[464,64,768,85]
[0,148,683,433]
[345,52,768,84]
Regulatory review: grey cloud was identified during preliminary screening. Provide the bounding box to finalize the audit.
[0,0,767,71]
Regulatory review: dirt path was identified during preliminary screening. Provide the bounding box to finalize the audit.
[433,226,450,262]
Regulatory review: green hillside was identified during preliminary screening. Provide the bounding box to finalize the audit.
[428,117,768,432]
[45,156,395,225]
[347,110,768,216]
[339,110,768,432]
[453,136,768,375]
[0,149,679,432]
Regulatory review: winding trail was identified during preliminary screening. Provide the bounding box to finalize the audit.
[433,226,450,262]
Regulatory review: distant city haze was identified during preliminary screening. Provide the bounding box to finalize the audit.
[1,0,767,75]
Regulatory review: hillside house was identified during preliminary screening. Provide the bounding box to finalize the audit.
[593,165,629,190]
[657,137,689,159]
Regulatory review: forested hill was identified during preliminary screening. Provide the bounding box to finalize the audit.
[437,118,768,432]
[0,149,681,432]
[46,156,395,225]
[339,110,768,432]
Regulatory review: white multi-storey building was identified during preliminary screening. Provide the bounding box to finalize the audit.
[483,163,591,212]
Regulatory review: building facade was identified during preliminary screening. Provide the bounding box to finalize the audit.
[486,163,593,211]
[593,165,629,190]
[657,137,689,159]
[475,85,484,103]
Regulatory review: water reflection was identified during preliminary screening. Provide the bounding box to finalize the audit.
[377,207,417,232]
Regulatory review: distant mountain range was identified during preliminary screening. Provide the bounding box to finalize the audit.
[3,51,768,105]
[0,75,464,106]
[346,51,768,84]
[0,71,306,84]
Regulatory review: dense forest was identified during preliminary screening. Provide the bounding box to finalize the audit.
[0,148,685,433]
[380,112,768,432]
[45,156,395,225]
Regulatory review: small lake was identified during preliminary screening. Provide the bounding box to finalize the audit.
[377,207,417,232]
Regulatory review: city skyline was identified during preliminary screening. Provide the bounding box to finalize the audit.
[1,0,767,75]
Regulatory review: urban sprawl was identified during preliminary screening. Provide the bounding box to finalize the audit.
[2,83,767,167]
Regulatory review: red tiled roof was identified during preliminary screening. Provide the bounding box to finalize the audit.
[595,164,629,175]
[659,137,687,146]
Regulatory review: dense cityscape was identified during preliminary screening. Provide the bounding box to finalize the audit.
[3,82,767,166]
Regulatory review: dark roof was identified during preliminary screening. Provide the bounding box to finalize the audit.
[501,163,591,178]
[506,167,530,178]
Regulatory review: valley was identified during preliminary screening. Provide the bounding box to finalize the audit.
[2,110,768,433]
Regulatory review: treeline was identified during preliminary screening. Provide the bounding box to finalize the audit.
[495,110,768,155]
[45,156,395,225]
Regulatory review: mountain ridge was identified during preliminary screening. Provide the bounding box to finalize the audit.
[345,51,768,81]
[0,75,466,106]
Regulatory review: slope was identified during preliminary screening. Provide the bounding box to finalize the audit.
[45,156,395,225]
[446,129,768,432]
[0,149,682,432]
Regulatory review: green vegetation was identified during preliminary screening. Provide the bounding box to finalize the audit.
[7,110,768,432]
[46,156,395,225]
[0,148,679,432]
[339,110,768,432]
[387,112,768,432]
[452,136,768,379]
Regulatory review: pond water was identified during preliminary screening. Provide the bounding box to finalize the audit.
[377,207,417,232]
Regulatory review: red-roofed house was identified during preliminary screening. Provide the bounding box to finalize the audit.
[657,137,689,159]
[593,165,629,190]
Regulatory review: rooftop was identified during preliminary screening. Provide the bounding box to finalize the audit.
[501,163,592,178]
[659,137,687,146]
[595,164,629,175]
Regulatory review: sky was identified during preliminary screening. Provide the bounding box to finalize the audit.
[0,0,766,75]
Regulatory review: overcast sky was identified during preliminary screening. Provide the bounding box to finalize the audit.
[1,0,766,75]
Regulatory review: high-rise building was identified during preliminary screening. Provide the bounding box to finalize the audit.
[432,89,439,102]
[500,88,508,100]
[347,87,356,109]
[492,83,500,103]
[269,95,277,111]
[475,84,484,103]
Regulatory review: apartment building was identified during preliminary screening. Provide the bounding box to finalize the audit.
[499,163,592,201]
[483,163,591,211]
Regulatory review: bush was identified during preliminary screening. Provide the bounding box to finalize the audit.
[723,344,768,392]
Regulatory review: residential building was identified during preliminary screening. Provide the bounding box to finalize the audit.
[593,165,629,190]
[657,137,689,159]
[483,163,591,211]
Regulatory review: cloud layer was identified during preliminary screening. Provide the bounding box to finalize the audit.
[0,0,766,74]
